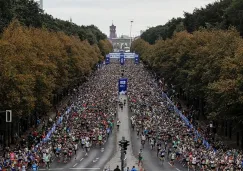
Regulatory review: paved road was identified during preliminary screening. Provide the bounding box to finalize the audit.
[104,95,139,171]
[39,128,116,171]
[129,112,188,171]
[39,94,189,171]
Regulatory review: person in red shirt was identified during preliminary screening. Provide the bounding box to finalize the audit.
[33,131,38,137]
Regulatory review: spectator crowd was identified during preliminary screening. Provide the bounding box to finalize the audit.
[126,61,243,171]
[0,62,120,171]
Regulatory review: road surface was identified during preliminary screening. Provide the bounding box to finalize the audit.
[39,130,115,171]
[129,111,188,171]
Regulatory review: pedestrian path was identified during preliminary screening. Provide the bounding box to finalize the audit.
[104,95,143,171]
[0,95,69,156]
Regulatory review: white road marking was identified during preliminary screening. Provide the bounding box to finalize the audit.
[69,168,100,170]
[168,162,172,166]
[176,168,181,171]
[73,163,78,167]
[80,157,84,162]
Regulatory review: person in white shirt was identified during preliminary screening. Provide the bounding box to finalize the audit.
[81,138,86,151]
[85,141,90,156]
[141,134,146,141]
[192,157,197,165]
[46,148,49,154]
[170,152,176,166]
[42,152,46,162]
[22,164,26,171]
[85,136,90,142]
[150,138,155,150]
[74,143,78,155]
[117,120,121,130]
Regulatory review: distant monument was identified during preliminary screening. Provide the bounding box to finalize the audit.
[109,22,117,39]
[109,22,131,51]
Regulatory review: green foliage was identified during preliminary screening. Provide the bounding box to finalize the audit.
[0,0,107,45]
[98,39,113,58]
[132,29,243,121]
[183,0,232,32]
[224,0,243,36]
[141,18,184,44]
[141,0,243,44]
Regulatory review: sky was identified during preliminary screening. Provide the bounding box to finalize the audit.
[40,0,216,37]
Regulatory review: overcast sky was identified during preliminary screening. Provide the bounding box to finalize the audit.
[41,0,216,37]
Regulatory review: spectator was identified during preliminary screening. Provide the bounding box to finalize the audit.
[130,166,137,171]
[114,165,121,171]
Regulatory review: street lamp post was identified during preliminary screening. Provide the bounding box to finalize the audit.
[0,110,12,148]
[130,20,134,51]
[119,136,130,170]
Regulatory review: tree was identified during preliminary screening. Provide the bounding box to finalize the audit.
[0,0,108,47]
[224,0,243,36]
[0,19,111,117]
[132,28,243,122]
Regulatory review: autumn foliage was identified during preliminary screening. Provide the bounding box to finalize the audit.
[0,20,112,116]
[132,28,243,121]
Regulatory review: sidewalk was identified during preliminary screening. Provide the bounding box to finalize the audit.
[0,95,71,156]
[104,95,143,171]
[22,95,70,140]
[174,97,241,149]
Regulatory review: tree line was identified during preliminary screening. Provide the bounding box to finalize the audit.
[132,28,243,147]
[0,0,112,145]
[141,0,243,44]
[0,20,112,122]
[0,0,107,45]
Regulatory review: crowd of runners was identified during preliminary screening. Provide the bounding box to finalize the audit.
[0,58,243,171]
[125,61,243,171]
[0,63,120,171]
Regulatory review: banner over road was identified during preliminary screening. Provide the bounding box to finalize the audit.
[109,53,136,58]
[118,78,128,95]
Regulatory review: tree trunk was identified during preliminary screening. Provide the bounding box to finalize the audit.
[199,98,203,118]
[179,87,182,98]
[8,123,11,146]
[237,132,240,146]
[229,120,232,140]
[186,91,189,104]
[225,120,228,137]
[241,130,243,149]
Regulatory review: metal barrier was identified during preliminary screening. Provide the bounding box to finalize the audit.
[162,92,211,149]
